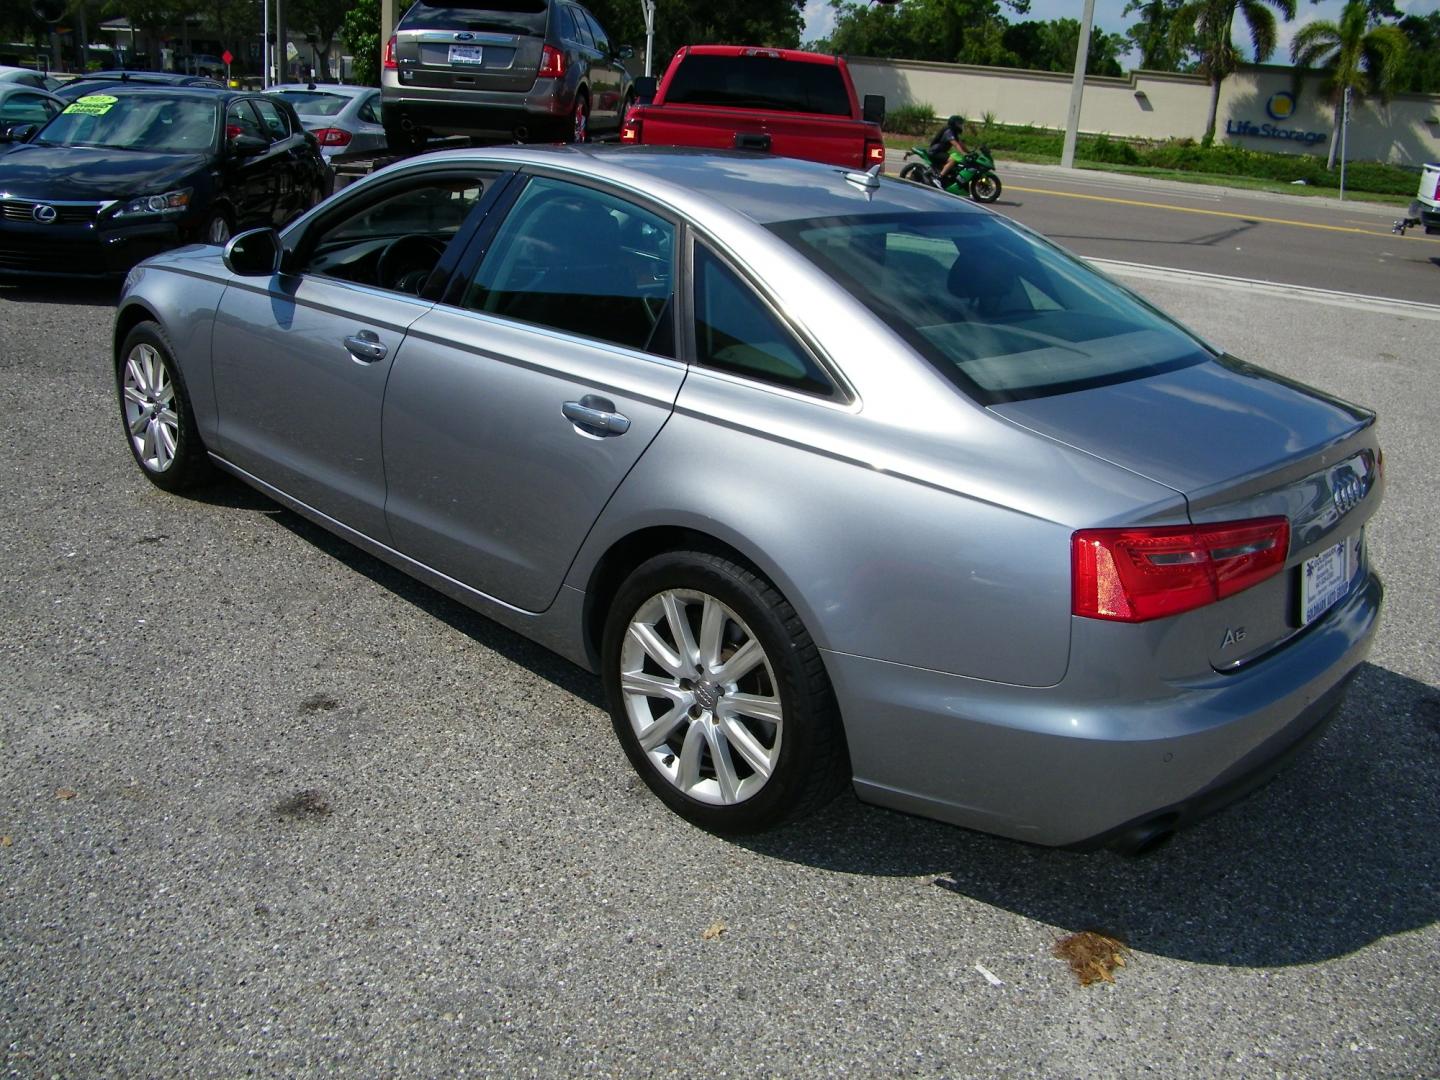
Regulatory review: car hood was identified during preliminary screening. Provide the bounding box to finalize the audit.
[988,355,1374,497]
[0,144,209,201]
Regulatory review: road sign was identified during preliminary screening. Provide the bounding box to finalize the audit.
[222,49,234,65]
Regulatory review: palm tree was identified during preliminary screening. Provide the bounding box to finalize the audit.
[1291,0,1408,169]
[1172,0,1297,145]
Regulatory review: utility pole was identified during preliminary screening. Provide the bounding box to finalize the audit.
[1339,86,1351,202]
[262,0,270,86]
[276,0,285,82]
[640,0,655,77]
[1060,0,1096,169]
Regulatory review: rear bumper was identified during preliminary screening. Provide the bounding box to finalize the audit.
[827,570,1382,848]
[380,75,572,138]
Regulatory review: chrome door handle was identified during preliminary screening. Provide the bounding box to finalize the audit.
[562,397,630,436]
[344,330,387,363]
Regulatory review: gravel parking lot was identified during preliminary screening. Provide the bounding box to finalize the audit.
[1,270,1436,1078]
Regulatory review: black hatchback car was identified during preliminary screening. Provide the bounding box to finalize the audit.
[381,0,634,150]
[0,86,330,279]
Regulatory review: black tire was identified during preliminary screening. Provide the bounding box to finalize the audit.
[116,321,214,492]
[899,162,931,186]
[601,550,848,833]
[384,121,426,156]
[969,173,1002,203]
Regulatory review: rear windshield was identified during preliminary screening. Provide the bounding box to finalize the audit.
[398,0,548,34]
[770,210,1210,404]
[664,55,852,117]
[273,90,349,116]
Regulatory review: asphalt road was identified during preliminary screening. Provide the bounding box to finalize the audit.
[891,155,1440,304]
[1,262,1438,1076]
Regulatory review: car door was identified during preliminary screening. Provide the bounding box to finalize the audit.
[352,92,389,157]
[248,96,314,222]
[578,6,624,130]
[222,99,282,228]
[211,168,509,541]
[381,172,684,612]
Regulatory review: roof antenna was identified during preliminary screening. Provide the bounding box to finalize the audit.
[842,161,883,198]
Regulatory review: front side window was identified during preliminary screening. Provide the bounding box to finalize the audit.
[301,176,493,293]
[693,244,832,396]
[0,92,58,125]
[225,100,265,141]
[771,210,1211,403]
[464,176,675,356]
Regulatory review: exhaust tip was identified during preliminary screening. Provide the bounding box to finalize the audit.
[1110,814,1178,857]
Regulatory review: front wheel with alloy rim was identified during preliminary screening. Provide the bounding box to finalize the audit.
[969,174,1001,202]
[203,211,232,245]
[601,551,848,833]
[116,322,213,492]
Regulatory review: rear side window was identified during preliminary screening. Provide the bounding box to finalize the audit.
[464,176,675,356]
[398,0,548,34]
[693,244,833,397]
[771,211,1209,404]
[664,55,851,117]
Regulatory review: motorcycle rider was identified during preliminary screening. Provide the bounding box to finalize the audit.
[929,114,971,186]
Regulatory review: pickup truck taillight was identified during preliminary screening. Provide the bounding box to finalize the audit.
[383,35,397,71]
[1072,518,1290,622]
[538,44,566,78]
[620,115,641,143]
[865,140,885,169]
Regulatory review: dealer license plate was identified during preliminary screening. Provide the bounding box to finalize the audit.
[1300,535,1353,626]
[449,44,484,65]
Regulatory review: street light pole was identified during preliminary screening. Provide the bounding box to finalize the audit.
[262,0,270,87]
[1060,0,1096,170]
[641,0,655,77]
[1339,86,1351,202]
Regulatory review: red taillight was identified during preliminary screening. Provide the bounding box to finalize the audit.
[313,127,352,146]
[383,35,398,71]
[620,115,640,143]
[537,43,566,78]
[865,140,886,168]
[1072,517,1290,622]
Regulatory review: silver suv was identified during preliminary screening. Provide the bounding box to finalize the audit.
[381,0,634,151]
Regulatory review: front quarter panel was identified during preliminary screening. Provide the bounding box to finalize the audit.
[117,253,233,449]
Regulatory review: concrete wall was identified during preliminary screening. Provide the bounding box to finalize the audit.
[846,56,1440,166]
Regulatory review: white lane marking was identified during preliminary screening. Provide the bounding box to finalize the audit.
[1089,258,1440,321]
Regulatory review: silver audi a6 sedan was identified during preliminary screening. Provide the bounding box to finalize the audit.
[113,146,1383,851]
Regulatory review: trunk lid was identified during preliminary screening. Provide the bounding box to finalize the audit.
[637,106,872,169]
[991,356,1382,669]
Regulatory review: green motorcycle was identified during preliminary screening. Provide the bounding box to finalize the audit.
[900,144,1003,203]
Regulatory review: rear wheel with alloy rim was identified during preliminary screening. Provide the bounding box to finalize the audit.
[570,92,589,143]
[602,551,848,832]
[116,322,213,492]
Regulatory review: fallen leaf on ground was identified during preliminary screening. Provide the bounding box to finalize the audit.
[55,788,77,800]
[1054,930,1129,986]
[701,920,727,941]
[1,835,12,847]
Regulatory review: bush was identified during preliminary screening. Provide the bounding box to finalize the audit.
[884,102,936,136]
[1087,132,1141,165]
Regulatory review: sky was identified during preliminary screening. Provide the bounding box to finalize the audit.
[800,0,1438,64]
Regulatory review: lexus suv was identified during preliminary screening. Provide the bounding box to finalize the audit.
[381,0,634,151]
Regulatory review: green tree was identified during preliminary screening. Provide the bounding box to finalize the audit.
[1291,0,1406,168]
[1124,0,1191,70]
[1171,0,1296,145]
[828,0,1030,64]
[291,0,350,77]
[341,0,378,85]
[1392,11,1440,94]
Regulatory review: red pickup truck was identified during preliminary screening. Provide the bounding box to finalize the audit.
[619,46,887,171]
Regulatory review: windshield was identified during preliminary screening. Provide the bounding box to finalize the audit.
[273,90,349,117]
[664,56,852,116]
[770,210,1211,403]
[38,94,217,153]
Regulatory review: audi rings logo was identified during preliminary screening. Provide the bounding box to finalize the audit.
[31,204,58,224]
[1333,475,1366,516]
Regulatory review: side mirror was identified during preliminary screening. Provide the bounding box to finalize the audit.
[617,44,634,60]
[229,133,269,158]
[634,76,657,105]
[223,228,281,275]
[0,123,39,144]
[862,94,885,126]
